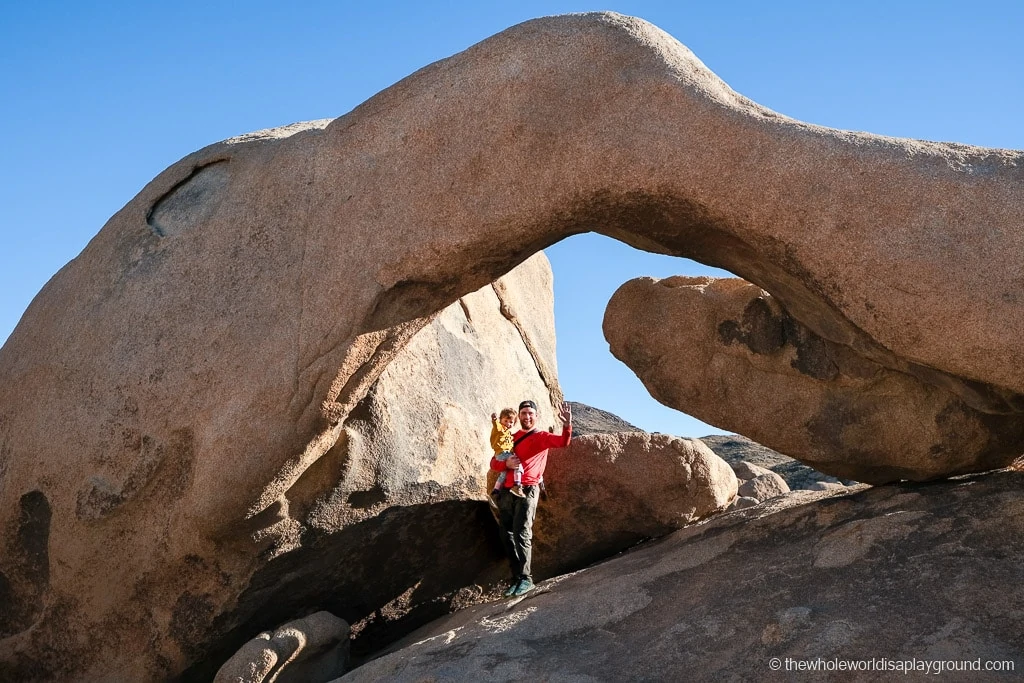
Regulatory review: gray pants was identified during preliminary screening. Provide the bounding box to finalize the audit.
[496,484,539,581]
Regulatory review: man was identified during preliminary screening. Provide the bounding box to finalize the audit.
[490,399,572,597]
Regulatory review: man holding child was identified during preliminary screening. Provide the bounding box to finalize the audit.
[490,399,572,597]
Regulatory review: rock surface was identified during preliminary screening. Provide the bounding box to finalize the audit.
[341,471,1024,682]
[532,432,736,578]
[738,472,790,501]
[214,611,350,683]
[567,401,642,435]
[570,405,851,491]
[730,496,760,510]
[731,460,775,481]
[0,255,559,681]
[703,435,855,490]
[606,277,1024,483]
[3,9,1024,679]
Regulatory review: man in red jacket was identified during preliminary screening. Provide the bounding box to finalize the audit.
[491,399,572,597]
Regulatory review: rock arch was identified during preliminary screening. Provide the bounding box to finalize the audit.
[2,11,1023,679]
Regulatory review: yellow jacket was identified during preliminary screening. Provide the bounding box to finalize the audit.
[490,419,514,454]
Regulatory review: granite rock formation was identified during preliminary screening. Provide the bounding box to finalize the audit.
[701,434,854,490]
[2,9,1024,678]
[566,401,641,435]
[0,256,560,681]
[213,611,350,683]
[343,471,1024,682]
[533,432,736,578]
[605,277,1024,483]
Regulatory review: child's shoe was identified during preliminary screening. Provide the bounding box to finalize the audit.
[510,485,526,498]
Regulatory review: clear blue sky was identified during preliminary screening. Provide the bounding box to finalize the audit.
[2,1,1021,437]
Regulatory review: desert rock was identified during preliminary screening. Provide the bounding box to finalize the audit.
[566,401,642,435]
[0,254,559,681]
[3,10,1024,678]
[214,611,350,683]
[605,277,1024,483]
[731,460,774,482]
[342,471,1024,681]
[738,472,790,501]
[532,432,737,578]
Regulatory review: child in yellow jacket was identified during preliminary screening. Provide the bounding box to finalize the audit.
[490,408,525,498]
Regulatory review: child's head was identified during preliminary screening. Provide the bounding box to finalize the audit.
[499,408,517,430]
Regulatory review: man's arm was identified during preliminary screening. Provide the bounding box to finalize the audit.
[542,424,572,449]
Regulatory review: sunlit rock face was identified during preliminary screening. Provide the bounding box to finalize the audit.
[605,277,1024,484]
[2,9,1024,679]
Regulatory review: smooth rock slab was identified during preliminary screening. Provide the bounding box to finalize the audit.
[341,471,1024,682]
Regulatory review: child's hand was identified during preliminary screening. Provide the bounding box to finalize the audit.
[490,412,497,421]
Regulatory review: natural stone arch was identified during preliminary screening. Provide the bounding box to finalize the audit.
[2,11,1023,679]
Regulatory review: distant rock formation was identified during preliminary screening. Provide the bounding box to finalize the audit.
[701,434,854,491]
[343,471,1024,681]
[566,401,641,435]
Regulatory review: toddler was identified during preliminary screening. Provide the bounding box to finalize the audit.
[490,408,525,498]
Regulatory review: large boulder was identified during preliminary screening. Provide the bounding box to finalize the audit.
[342,471,1024,681]
[3,9,1024,678]
[533,432,736,578]
[0,254,561,681]
[737,473,790,501]
[605,277,1024,483]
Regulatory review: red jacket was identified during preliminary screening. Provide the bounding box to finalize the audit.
[490,425,572,487]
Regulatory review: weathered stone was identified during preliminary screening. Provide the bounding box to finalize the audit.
[738,472,790,501]
[807,481,850,493]
[341,471,1024,681]
[532,432,736,578]
[605,277,1024,483]
[731,460,775,482]
[214,611,350,683]
[575,410,849,491]
[731,496,760,510]
[0,255,558,681]
[214,633,277,683]
[3,9,1024,678]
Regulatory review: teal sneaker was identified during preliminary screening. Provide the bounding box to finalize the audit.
[503,579,521,597]
[511,578,535,597]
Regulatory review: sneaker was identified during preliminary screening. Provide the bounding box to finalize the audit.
[503,579,522,597]
[510,485,525,498]
[512,577,535,596]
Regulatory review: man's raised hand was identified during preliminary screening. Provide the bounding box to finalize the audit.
[558,402,572,425]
